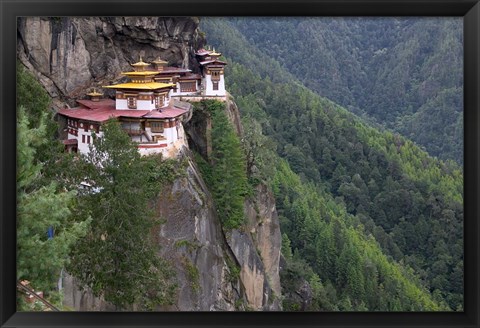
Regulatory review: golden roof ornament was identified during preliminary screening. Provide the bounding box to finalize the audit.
[152,57,168,65]
[151,57,168,71]
[131,56,150,71]
[87,88,103,101]
[210,47,221,56]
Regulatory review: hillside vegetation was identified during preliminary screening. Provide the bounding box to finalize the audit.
[202,17,463,165]
[201,17,463,310]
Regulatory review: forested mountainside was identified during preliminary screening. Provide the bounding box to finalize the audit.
[16,16,463,312]
[201,17,463,310]
[201,17,463,165]
[17,17,282,311]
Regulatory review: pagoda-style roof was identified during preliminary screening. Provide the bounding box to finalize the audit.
[86,89,103,97]
[209,48,221,56]
[131,59,150,68]
[196,48,222,57]
[122,71,159,77]
[195,48,211,56]
[103,82,175,90]
[179,73,202,80]
[77,98,115,109]
[199,59,227,66]
[58,103,187,123]
[151,58,168,65]
[62,139,78,145]
[155,67,192,75]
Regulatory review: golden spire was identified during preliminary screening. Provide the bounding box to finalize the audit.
[87,87,103,101]
[131,55,150,72]
[151,57,168,71]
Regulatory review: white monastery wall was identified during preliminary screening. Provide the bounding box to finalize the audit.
[204,75,226,96]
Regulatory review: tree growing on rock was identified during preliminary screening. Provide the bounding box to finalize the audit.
[67,119,178,310]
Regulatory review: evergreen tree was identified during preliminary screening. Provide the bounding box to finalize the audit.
[67,120,177,310]
[16,64,91,310]
[199,100,248,229]
[17,106,90,309]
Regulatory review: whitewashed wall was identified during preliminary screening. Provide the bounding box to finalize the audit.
[204,74,226,96]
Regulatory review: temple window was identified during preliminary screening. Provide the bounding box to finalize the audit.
[212,81,219,90]
[151,122,164,133]
[211,70,221,81]
[154,95,165,108]
[127,96,137,109]
[180,81,196,92]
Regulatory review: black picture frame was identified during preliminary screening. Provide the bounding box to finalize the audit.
[1,0,479,327]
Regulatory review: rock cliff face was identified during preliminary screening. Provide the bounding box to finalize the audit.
[17,17,204,109]
[154,149,242,311]
[25,16,284,311]
[63,147,282,311]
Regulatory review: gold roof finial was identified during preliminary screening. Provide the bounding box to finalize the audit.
[131,55,150,72]
[87,87,103,101]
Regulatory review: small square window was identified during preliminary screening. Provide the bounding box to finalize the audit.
[127,97,137,109]
[151,122,164,133]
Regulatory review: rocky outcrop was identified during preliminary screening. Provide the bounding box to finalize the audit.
[184,99,283,311]
[226,183,282,310]
[19,16,284,311]
[61,146,282,311]
[225,95,244,137]
[155,147,282,311]
[17,17,205,109]
[154,148,242,311]
[62,272,116,311]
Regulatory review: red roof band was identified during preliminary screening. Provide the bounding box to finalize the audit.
[58,103,187,123]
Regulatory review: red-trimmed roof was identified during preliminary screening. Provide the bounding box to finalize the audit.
[62,139,78,145]
[59,107,124,122]
[199,59,227,66]
[179,73,201,80]
[77,99,115,110]
[58,104,187,123]
[195,49,210,56]
[156,67,191,75]
[143,106,187,119]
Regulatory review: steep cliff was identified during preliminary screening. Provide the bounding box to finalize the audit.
[17,17,205,109]
[23,17,283,311]
[155,147,281,311]
[63,146,282,311]
[184,99,282,310]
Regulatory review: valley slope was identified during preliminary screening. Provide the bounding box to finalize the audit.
[201,17,463,311]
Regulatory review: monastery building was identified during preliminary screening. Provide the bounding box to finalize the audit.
[57,47,227,158]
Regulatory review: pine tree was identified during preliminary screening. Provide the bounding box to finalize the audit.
[17,106,90,308]
[67,120,177,309]
[16,64,91,310]
[207,100,248,229]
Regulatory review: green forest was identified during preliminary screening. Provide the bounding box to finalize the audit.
[202,17,463,165]
[16,65,178,310]
[16,16,464,312]
[201,17,463,311]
